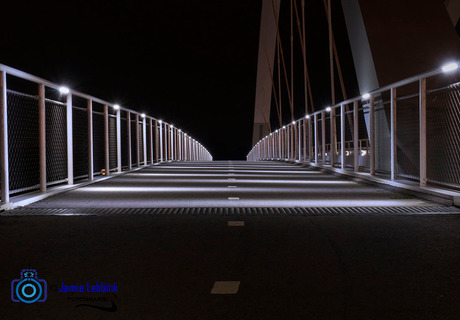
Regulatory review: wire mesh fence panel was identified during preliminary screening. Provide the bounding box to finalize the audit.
[317,115,323,163]
[45,99,67,184]
[139,121,144,164]
[426,82,460,188]
[357,101,370,170]
[7,90,40,193]
[109,115,117,170]
[130,120,137,166]
[93,113,104,173]
[373,93,391,174]
[396,90,420,180]
[324,114,331,165]
[121,117,129,168]
[146,122,151,163]
[72,107,88,179]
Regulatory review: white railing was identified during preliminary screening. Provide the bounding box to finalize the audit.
[248,62,460,189]
[0,64,212,204]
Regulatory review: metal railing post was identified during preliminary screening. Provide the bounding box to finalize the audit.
[127,111,132,170]
[390,88,397,180]
[155,120,159,163]
[163,123,169,162]
[330,108,336,167]
[308,116,312,162]
[38,84,46,192]
[369,95,375,175]
[420,78,427,186]
[314,113,318,164]
[0,71,8,203]
[170,126,174,160]
[298,122,301,160]
[322,112,326,165]
[353,100,359,172]
[116,108,121,172]
[66,92,74,185]
[135,114,140,166]
[104,104,110,175]
[159,121,163,162]
[142,116,147,165]
[88,99,94,181]
[149,118,154,164]
[303,119,307,161]
[340,103,345,170]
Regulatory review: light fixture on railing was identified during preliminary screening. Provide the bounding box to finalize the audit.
[113,104,120,110]
[362,93,370,100]
[158,120,162,123]
[326,107,331,112]
[141,113,146,118]
[305,115,310,119]
[59,86,70,94]
[442,62,459,73]
[292,121,295,124]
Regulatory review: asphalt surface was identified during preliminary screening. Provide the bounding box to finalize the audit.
[28,161,433,208]
[1,161,460,319]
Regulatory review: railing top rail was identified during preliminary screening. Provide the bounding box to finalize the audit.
[0,63,160,123]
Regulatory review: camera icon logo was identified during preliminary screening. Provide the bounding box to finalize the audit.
[11,269,47,304]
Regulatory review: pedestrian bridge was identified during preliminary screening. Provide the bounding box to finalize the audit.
[1,62,460,211]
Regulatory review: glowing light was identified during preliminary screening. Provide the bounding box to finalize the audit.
[442,62,458,72]
[345,151,350,156]
[159,120,162,123]
[292,121,295,124]
[361,150,367,156]
[326,107,331,112]
[59,86,70,94]
[141,113,146,118]
[362,93,370,100]
[113,104,120,110]
[306,115,310,119]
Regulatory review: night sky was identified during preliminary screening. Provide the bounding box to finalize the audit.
[0,0,357,160]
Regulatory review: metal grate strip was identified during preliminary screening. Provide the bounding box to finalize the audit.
[3,206,460,216]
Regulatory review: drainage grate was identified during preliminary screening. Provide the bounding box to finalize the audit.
[3,206,460,216]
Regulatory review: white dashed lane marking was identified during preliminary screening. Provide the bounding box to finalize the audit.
[228,197,240,200]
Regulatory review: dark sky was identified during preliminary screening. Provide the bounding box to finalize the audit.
[0,0,357,160]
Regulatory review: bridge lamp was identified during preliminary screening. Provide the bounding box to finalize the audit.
[141,113,146,118]
[362,93,370,100]
[283,126,286,129]
[326,107,331,112]
[59,86,70,94]
[305,115,310,119]
[113,104,120,110]
[158,120,162,123]
[442,62,458,73]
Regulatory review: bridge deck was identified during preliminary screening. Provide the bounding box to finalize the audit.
[26,161,432,209]
[2,161,460,319]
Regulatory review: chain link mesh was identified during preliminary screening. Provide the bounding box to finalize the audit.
[7,90,39,193]
[45,99,67,184]
[92,113,104,173]
[109,115,117,169]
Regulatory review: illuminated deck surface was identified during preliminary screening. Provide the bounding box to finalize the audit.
[28,161,433,208]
